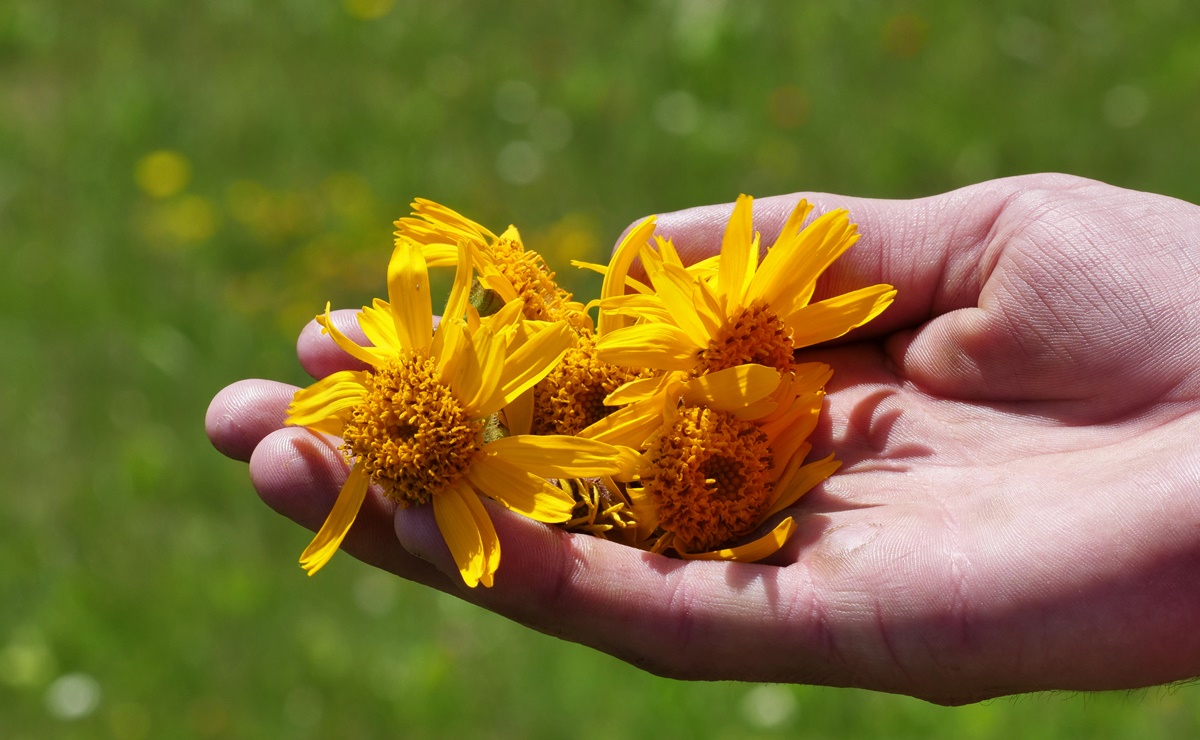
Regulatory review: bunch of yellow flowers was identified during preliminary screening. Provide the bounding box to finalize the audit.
[287,197,895,587]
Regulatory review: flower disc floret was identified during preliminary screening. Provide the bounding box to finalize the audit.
[696,302,795,377]
[341,354,482,507]
[645,404,774,553]
[532,336,654,436]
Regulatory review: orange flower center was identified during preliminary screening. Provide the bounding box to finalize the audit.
[696,303,795,377]
[341,355,482,507]
[488,233,592,333]
[532,335,654,436]
[644,404,774,553]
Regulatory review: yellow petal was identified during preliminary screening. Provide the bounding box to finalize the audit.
[598,293,672,324]
[574,260,655,296]
[716,194,756,307]
[444,239,474,323]
[746,209,856,309]
[317,303,386,367]
[595,324,701,372]
[357,298,400,354]
[578,395,666,448]
[417,243,460,267]
[761,391,823,461]
[286,371,368,428]
[485,297,525,332]
[642,249,712,343]
[624,485,660,543]
[409,197,497,241]
[477,262,520,304]
[677,364,781,413]
[783,284,897,348]
[433,482,496,588]
[500,389,531,439]
[299,462,370,575]
[457,326,505,417]
[678,517,797,562]
[777,199,815,249]
[765,453,840,517]
[467,457,575,523]
[605,373,670,406]
[479,322,573,417]
[691,276,725,339]
[387,238,433,352]
[599,216,657,336]
[481,434,628,478]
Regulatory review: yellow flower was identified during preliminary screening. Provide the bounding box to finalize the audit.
[595,194,896,378]
[580,196,894,561]
[590,361,840,560]
[286,238,635,587]
[395,198,591,332]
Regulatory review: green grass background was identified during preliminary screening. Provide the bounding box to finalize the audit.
[4,1,1200,737]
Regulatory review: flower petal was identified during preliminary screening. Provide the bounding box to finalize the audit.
[357,298,400,354]
[717,194,756,307]
[677,364,781,413]
[595,323,701,372]
[746,209,857,310]
[467,457,575,523]
[578,394,666,448]
[765,453,840,517]
[387,238,433,352]
[479,321,573,416]
[782,284,897,348]
[599,216,657,337]
[503,387,534,436]
[433,482,497,588]
[457,325,505,417]
[317,303,386,367]
[481,434,629,478]
[605,373,670,406]
[598,294,672,324]
[299,462,370,575]
[641,247,711,342]
[286,370,368,428]
[677,517,797,562]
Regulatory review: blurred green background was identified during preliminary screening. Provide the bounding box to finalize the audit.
[4,0,1199,737]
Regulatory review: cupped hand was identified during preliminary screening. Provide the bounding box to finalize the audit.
[206,174,1200,705]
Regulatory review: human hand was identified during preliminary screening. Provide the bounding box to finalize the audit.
[206,173,1200,705]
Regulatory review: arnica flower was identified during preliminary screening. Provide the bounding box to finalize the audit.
[582,195,894,561]
[593,361,841,560]
[398,199,659,438]
[285,237,636,587]
[595,194,897,380]
[394,199,592,333]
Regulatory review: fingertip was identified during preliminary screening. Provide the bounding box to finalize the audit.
[249,427,348,529]
[206,379,296,462]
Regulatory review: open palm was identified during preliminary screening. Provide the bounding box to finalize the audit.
[207,174,1200,704]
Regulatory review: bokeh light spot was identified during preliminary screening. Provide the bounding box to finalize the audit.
[740,684,796,729]
[135,150,191,199]
[530,108,573,150]
[654,90,701,136]
[1104,84,1149,128]
[881,14,929,60]
[343,0,394,20]
[45,672,102,721]
[495,80,539,124]
[768,86,810,129]
[496,141,543,185]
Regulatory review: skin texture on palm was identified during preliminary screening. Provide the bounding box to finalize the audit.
[205,173,1200,705]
